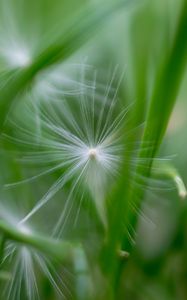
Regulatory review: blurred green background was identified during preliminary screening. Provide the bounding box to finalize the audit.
[0,0,187,299]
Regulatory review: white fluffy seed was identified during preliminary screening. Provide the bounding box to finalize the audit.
[88,148,98,159]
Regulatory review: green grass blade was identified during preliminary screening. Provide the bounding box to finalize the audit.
[101,0,187,294]
[0,220,72,261]
[127,0,187,235]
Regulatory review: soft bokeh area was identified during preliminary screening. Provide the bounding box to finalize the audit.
[0,0,186,299]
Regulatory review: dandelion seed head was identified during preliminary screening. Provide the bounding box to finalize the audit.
[3,241,69,300]
[0,197,70,299]
[6,65,128,230]
[88,147,99,160]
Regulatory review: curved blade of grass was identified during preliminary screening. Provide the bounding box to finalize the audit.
[0,220,72,261]
[0,0,132,131]
[151,161,187,199]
